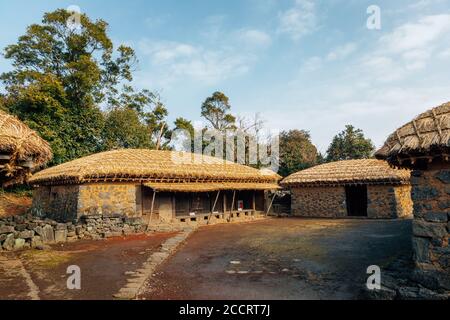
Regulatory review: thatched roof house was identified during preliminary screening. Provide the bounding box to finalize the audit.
[281,159,412,219]
[30,149,281,224]
[0,110,52,187]
[376,101,450,167]
[376,102,450,293]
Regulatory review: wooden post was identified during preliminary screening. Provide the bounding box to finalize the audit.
[207,191,221,225]
[252,191,256,211]
[140,183,144,217]
[148,191,157,228]
[265,192,276,216]
[229,190,236,220]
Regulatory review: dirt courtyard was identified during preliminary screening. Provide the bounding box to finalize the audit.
[139,218,413,300]
[0,218,413,300]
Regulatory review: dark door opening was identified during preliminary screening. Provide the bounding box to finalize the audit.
[345,185,368,217]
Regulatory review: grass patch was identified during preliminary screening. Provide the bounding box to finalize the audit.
[20,250,73,269]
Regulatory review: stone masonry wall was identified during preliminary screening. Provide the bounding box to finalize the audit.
[0,213,146,251]
[367,185,397,218]
[395,184,414,218]
[367,185,413,219]
[31,185,79,222]
[292,184,412,218]
[78,183,137,218]
[410,161,450,293]
[291,186,347,217]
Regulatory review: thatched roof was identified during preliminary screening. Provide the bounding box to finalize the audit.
[281,159,410,187]
[376,102,450,167]
[144,182,280,192]
[0,110,52,186]
[30,149,281,187]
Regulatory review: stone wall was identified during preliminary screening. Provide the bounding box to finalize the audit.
[410,160,450,293]
[32,183,139,223]
[367,185,413,219]
[78,183,137,217]
[31,185,79,222]
[394,184,414,218]
[0,213,146,251]
[291,186,347,217]
[291,184,412,218]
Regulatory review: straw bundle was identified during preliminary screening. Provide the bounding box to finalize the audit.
[376,102,450,167]
[281,159,410,187]
[0,110,52,186]
[30,149,281,186]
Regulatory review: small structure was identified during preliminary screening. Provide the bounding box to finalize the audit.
[29,149,281,226]
[281,159,412,219]
[376,101,450,294]
[0,110,52,187]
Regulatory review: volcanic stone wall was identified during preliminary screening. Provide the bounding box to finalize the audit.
[32,183,138,222]
[367,185,413,219]
[410,160,450,293]
[291,186,347,217]
[291,184,412,218]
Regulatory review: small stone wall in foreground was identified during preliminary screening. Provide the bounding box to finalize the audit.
[0,214,146,251]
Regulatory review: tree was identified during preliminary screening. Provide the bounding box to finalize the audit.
[326,125,375,162]
[102,108,151,150]
[201,91,236,131]
[111,86,169,149]
[0,9,137,164]
[279,130,318,177]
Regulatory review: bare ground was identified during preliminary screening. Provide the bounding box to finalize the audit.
[138,218,413,300]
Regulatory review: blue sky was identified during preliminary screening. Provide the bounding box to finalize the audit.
[1,0,450,152]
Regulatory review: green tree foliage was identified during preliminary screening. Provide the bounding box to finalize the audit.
[102,107,151,150]
[201,91,236,131]
[108,86,169,149]
[326,125,375,162]
[172,117,196,152]
[0,9,140,164]
[279,130,319,177]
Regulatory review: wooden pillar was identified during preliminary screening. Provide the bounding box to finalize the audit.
[252,191,256,211]
[207,190,221,225]
[148,191,157,226]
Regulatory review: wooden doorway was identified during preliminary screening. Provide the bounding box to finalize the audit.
[345,185,368,217]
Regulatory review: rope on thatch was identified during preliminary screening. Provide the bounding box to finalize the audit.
[376,101,450,167]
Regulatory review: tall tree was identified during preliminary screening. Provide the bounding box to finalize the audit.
[102,107,151,150]
[279,130,318,177]
[111,86,169,149]
[0,9,137,164]
[201,91,236,131]
[326,125,375,162]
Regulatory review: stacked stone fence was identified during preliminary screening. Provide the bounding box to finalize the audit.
[0,213,146,251]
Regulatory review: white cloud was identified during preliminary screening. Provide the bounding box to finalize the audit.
[278,0,317,40]
[380,14,450,53]
[359,14,450,80]
[236,29,272,47]
[326,43,357,61]
[138,39,252,86]
[300,56,322,72]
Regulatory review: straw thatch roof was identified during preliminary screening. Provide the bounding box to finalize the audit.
[376,102,450,167]
[0,110,52,186]
[30,149,281,187]
[281,159,410,187]
[144,182,280,192]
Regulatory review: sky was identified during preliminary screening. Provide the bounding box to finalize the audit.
[0,0,450,153]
